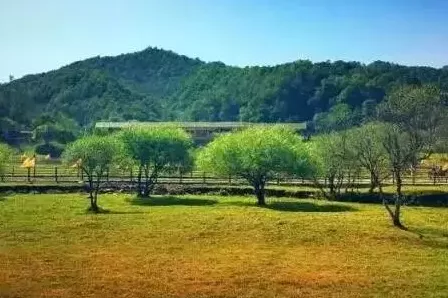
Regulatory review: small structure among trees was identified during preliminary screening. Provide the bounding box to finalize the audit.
[96,121,305,144]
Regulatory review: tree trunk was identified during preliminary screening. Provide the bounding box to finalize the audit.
[254,181,266,206]
[383,170,405,229]
[90,196,99,213]
[328,175,335,198]
[141,166,150,197]
[142,166,160,198]
[137,166,143,197]
[91,175,101,213]
[87,176,94,201]
[369,172,376,193]
[345,173,351,193]
[145,177,157,197]
[393,173,404,228]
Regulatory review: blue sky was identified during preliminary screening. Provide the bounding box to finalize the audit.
[1,0,448,82]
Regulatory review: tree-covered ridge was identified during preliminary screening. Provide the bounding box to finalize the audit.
[1,46,448,134]
[0,47,205,130]
[175,60,448,123]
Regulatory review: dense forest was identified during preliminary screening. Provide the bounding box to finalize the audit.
[1,46,448,141]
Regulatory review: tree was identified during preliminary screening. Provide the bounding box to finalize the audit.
[309,131,359,198]
[378,124,416,228]
[378,85,446,228]
[313,103,360,133]
[119,126,193,197]
[197,126,315,205]
[62,135,119,212]
[0,143,13,181]
[32,113,79,145]
[349,123,390,193]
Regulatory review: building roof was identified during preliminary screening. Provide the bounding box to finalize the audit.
[95,121,306,130]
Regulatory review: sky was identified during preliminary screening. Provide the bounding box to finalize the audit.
[1,0,448,82]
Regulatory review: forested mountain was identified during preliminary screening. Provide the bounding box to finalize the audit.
[1,46,448,134]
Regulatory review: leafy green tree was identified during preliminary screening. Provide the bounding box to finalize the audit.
[313,103,360,133]
[197,126,315,205]
[62,135,120,212]
[0,143,13,181]
[119,126,193,197]
[378,85,446,228]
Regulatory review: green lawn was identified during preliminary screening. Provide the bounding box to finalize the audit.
[0,193,447,298]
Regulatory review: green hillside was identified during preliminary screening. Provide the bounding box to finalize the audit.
[1,46,448,134]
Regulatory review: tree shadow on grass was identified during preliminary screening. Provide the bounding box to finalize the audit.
[128,196,218,207]
[102,210,148,215]
[337,191,448,208]
[0,192,10,202]
[266,201,356,212]
[410,226,448,238]
[224,200,356,212]
[79,207,147,215]
[404,227,448,249]
[406,226,448,244]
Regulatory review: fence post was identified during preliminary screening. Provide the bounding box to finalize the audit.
[27,168,31,183]
[229,174,231,185]
[81,169,84,180]
[392,171,395,184]
[203,172,206,185]
[130,168,133,183]
[54,167,58,183]
[277,174,280,185]
[179,171,183,184]
[106,168,109,182]
[33,166,36,178]
[12,166,14,177]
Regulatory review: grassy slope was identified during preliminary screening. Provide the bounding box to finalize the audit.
[0,194,447,298]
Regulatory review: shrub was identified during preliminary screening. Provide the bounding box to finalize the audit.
[35,142,65,157]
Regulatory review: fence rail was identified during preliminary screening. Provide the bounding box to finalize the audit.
[2,162,448,187]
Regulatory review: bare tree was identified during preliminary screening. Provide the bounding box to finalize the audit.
[378,85,446,228]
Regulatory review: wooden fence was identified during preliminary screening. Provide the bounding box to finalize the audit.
[2,162,448,187]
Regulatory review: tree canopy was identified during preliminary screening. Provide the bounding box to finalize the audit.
[0,143,13,180]
[62,135,120,212]
[197,126,315,205]
[119,126,193,197]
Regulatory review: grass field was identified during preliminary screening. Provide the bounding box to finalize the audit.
[0,194,447,298]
